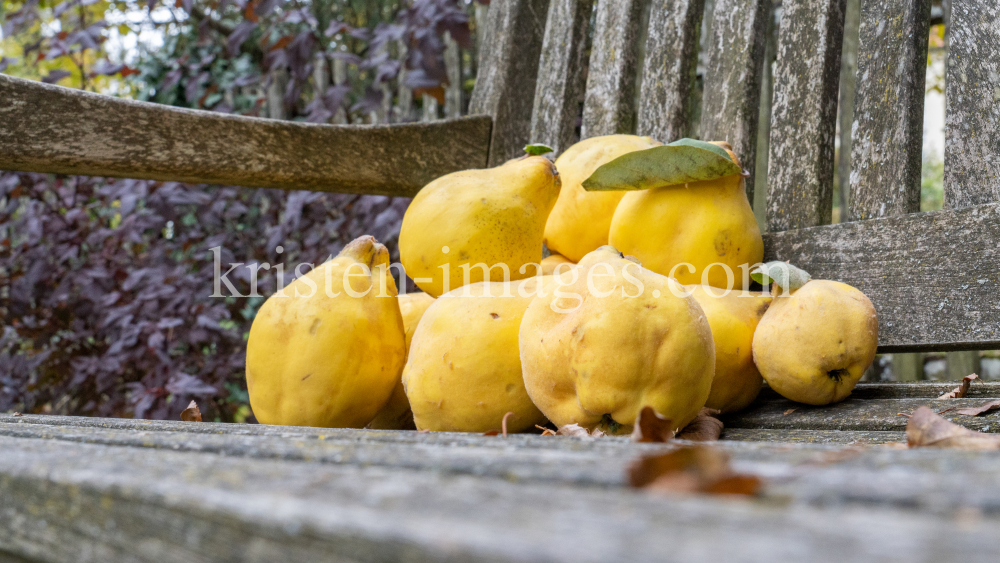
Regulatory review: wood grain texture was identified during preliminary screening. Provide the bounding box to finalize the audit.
[726,396,1000,432]
[468,0,551,165]
[6,431,1000,563]
[699,0,771,202]
[764,202,1000,352]
[848,0,931,220]
[581,0,648,137]
[636,0,705,142]
[766,0,846,231]
[530,0,594,155]
[0,75,491,197]
[944,0,1000,208]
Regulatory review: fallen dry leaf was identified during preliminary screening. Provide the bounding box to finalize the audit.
[675,408,723,442]
[535,425,558,436]
[906,406,1000,450]
[627,446,761,496]
[937,373,979,399]
[180,400,203,422]
[631,406,675,443]
[783,408,797,415]
[555,423,605,437]
[12,412,23,417]
[956,399,1000,417]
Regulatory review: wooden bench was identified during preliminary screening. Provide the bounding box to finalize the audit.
[2,0,1000,560]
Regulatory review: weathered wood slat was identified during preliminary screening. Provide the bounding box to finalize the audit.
[6,426,1000,563]
[762,382,1000,400]
[468,0,551,165]
[723,428,904,443]
[0,74,491,197]
[765,0,846,231]
[581,0,648,137]
[764,202,1000,351]
[636,0,705,142]
[944,1,1000,208]
[848,0,931,220]
[0,438,1000,563]
[530,0,594,155]
[725,397,1000,432]
[699,0,771,202]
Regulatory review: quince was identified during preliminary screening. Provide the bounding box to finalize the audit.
[608,142,763,289]
[246,236,406,428]
[519,246,715,434]
[544,135,661,262]
[367,291,435,430]
[688,285,772,413]
[399,156,560,297]
[540,252,575,275]
[753,280,878,405]
[403,278,550,432]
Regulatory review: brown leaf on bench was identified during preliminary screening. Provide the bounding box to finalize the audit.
[555,423,606,438]
[627,446,761,496]
[956,399,1000,417]
[906,406,1000,450]
[675,408,723,442]
[937,373,979,399]
[631,406,675,442]
[180,400,203,422]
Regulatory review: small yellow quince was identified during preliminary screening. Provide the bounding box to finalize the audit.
[246,236,405,428]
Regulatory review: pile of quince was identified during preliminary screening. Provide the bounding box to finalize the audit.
[245,136,879,435]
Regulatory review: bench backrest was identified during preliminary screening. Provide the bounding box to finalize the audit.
[468,0,999,354]
[0,0,996,355]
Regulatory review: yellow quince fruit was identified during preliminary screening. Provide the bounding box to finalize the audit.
[367,291,436,430]
[399,156,560,297]
[544,135,661,262]
[520,246,715,434]
[608,142,763,289]
[539,252,575,275]
[403,277,551,433]
[246,236,406,428]
[688,285,772,413]
[753,280,878,405]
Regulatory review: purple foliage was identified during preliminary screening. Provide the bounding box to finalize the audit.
[0,172,411,420]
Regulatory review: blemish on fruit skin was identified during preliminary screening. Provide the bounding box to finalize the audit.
[301,373,312,381]
[309,318,322,335]
[490,312,500,319]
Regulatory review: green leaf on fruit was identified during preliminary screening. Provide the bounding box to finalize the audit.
[582,138,742,191]
[750,261,811,292]
[523,143,554,156]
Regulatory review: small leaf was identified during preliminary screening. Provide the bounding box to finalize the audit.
[627,446,762,496]
[937,373,978,399]
[750,261,811,292]
[675,408,723,441]
[180,400,203,422]
[582,139,742,192]
[523,144,554,156]
[631,406,675,443]
[956,399,1000,417]
[907,406,1000,449]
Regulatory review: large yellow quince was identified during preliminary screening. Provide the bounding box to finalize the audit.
[544,135,661,262]
[753,280,878,405]
[688,285,772,413]
[402,278,550,433]
[399,156,560,297]
[608,143,763,289]
[520,246,715,434]
[245,236,406,428]
[367,291,436,430]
